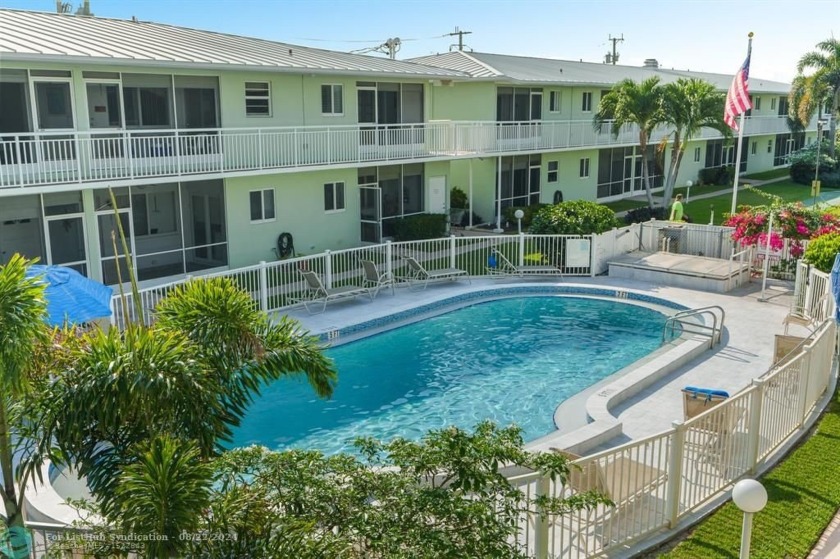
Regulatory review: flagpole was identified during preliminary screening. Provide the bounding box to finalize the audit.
[730,32,754,217]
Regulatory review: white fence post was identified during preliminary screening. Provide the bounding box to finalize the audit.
[386,240,393,279]
[258,261,268,312]
[589,233,596,277]
[533,475,550,559]
[518,233,525,267]
[746,380,765,474]
[797,346,813,427]
[450,235,456,269]
[325,250,333,289]
[665,421,685,528]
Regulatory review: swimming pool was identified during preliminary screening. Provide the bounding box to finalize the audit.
[232,296,667,455]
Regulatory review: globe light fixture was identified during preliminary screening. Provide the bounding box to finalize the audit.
[732,478,768,559]
[514,209,525,234]
[686,180,693,204]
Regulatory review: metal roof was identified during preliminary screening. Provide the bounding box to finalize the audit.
[0,9,467,78]
[410,51,791,93]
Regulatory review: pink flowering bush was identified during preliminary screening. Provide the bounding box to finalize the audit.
[724,203,840,258]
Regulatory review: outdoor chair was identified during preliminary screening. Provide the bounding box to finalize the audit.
[402,256,469,290]
[360,259,395,298]
[551,448,668,553]
[681,387,744,476]
[485,247,562,278]
[294,269,371,314]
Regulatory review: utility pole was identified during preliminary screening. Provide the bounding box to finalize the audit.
[608,34,624,65]
[448,27,472,52]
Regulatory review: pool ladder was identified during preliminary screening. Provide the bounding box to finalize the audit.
[662,305,725,349]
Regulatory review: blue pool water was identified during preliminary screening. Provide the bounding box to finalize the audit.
[232,296,666,455]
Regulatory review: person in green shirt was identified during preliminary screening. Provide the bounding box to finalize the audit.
[670,194,684,221]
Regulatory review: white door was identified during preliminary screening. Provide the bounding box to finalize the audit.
[427,176,446,214]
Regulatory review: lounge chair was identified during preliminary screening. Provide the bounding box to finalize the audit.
[360,259,395,298]
[403,256,469,290]
[295,269,371,314]
[681,387,744,476]
[486,247,562,278]
[551,448,668,552]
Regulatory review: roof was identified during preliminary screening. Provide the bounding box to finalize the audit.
[0,9,467,79]
[409,51,791,93]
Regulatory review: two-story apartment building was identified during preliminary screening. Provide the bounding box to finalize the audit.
[0,8,824,287]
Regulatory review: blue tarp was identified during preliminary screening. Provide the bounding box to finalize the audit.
[684,386,730,399]
[25,265,113,326]
[831,254,840,323]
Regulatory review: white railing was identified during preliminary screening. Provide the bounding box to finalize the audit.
[639,221,738,259]
[0,114,825,190]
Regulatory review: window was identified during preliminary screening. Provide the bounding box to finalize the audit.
[777,97,789,116]
[767,139,773,153]
[496,87,542,121]
[754,96,761,111]
[694,147,701,162]
[245,82,271,116]
[549,91,562,112]
[249,189,275,222]
[751,141,757,155]
[547,160,559,182]
[770,97,777,111]
[321,84,344,115]
[579,157,590,178]
[324,181,345,212]
[123,87,170,127]
[581,92,593,112]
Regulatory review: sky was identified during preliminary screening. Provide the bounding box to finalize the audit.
[1,0,838,83]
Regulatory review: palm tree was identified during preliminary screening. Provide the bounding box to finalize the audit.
[660,78,730,203]
[790,38,840,158]
[44,277,337,526]
[594,77,664,207]
[0,255,48,528]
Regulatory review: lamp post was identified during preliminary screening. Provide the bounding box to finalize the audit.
[686,180,693,204]
[812,119,827,206]
[514,209,524,234]
[709,203,714,226]
[732,478,768,559]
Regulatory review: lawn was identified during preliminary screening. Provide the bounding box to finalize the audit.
[655,386,840,559]
[682,180,813,225]
[742,167,791,181]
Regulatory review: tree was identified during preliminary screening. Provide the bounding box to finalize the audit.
[594,77,664,207]
[0,255,48,528]
[659,78,730,203]
[789,38,840,158]
[189,422,608,559]
[42,277,337,530]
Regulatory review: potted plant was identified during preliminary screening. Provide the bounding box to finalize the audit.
[450,186,469,226]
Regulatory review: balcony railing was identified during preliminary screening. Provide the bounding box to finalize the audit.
[0,115,825,190]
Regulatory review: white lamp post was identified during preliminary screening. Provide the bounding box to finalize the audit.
[686,180,693,204]
[732,478,768,559]
[514,209,525,234]
[813,119,827,205]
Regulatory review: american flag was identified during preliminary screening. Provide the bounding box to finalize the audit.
[724,53,752,130]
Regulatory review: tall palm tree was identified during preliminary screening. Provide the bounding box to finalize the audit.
[0,255,48,527]
[660,78,730,203]
[790,38,840,158]
[594,77,665,207]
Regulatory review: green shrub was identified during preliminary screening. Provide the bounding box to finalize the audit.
[450,186,469,209]
[789,140,839,185]
[530,200,620,235]
[502,203,549,229]
[698,165,736,186]
[624,206,669,224]
[392,214,448,241]
[803,232,840,273]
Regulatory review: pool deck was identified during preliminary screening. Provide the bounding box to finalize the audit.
[279,274,802,454]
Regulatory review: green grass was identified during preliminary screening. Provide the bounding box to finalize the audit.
[743,167,791,181]
[656,388,840,559]
[683,180,811,225]
[603,198,650,212]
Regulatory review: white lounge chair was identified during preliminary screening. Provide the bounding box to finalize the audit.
[296,269,371,314]
[486,247,562,278]
[403,256,469,290]
[360,259,395,298]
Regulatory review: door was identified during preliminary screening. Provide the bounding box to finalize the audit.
[31,79,76,165]
[357,87,377,146]
[97,210,133,285]
[427,176,446,215]
[85,81,125,164]
[45,215,88,275]
[359,186,381,243]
